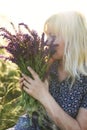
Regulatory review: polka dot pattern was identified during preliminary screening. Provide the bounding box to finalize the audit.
[49,61,87,118]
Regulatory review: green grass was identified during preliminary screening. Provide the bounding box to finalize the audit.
[0,60,25,130]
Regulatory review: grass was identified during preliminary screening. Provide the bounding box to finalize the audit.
[0,60,25,130]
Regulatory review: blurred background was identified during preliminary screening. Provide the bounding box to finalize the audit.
[0,0,87,33]
[0,0,87,129]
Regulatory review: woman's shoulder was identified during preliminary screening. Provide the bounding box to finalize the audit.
[77,74,87,92]
[79,75,87,108]
[71,74,87,94]
[80,74,87,84]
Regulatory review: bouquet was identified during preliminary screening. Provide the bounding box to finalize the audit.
[0,22,54,126]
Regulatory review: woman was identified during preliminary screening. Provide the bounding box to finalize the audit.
[21,11,87,130]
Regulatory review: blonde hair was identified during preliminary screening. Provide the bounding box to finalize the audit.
[44,11,87,82]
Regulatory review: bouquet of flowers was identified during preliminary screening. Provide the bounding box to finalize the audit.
[0,22,54,127]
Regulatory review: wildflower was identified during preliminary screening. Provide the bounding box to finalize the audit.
[0,22,55,124]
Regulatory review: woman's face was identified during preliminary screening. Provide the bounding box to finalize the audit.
[46,34,65,60]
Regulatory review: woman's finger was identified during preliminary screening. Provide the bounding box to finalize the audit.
[27,66,39,79]
[19,77,24,83]
[23,84,33,95]
[23,80,31,89]
[22,73,33,84]
[23,86,31,94]
[20,82,24,90]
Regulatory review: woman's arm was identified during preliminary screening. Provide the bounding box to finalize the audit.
[21,66,87,130]
[41,91,87,130]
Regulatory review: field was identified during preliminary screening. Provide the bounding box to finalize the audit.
[0,59,24,130]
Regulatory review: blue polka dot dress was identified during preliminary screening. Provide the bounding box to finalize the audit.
[49,61,87,119]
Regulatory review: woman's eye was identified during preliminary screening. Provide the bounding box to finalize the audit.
[50,35,56,40]
[50,35,56,42]
[45,35,57,45]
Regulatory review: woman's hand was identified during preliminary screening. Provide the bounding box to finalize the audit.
[20,66,49,103]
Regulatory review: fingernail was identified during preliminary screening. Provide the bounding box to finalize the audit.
[27,66,30,70]
[22,73,25,76]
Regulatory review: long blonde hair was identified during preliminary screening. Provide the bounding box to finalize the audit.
[44,11,87,82]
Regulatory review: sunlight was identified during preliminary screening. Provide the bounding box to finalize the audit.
[0,1,87,130]
[0,0,87,33]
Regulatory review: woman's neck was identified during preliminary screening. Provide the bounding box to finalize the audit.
[57,60,68,82]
